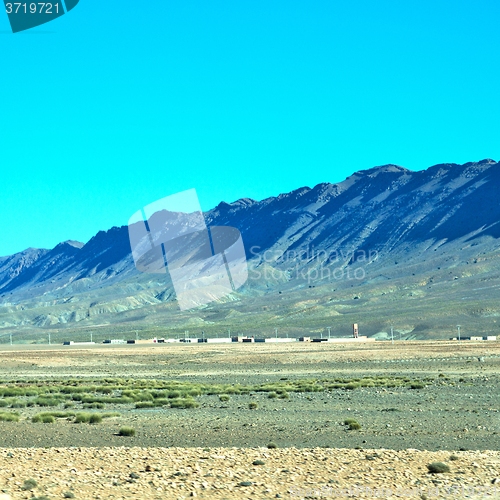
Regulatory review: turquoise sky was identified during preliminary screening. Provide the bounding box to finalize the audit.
[1,0,499,256]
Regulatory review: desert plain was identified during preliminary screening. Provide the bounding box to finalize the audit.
[0,340,499,499]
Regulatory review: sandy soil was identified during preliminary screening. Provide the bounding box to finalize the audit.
[0,446,499,499]
[0,340,499,499]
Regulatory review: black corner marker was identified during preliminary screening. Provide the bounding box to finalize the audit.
[3,0,79,33]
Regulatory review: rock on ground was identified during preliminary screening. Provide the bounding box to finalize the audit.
[0,447,499,499]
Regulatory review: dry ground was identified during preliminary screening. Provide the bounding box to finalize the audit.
[0,446,500,500]
[0,340,499,499]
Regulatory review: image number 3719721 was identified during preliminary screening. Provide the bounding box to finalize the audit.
[3,0,79,33]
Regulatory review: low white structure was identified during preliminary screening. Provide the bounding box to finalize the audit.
[63,341,96,346]
[327,336,375,343]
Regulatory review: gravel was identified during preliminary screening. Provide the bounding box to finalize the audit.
[0,446,499,499]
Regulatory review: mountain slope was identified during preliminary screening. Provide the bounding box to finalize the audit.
[1,159,499,341]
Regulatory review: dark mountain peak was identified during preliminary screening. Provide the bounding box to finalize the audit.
[56,240,84,250]
[428,159,497,174]
[231,198,256,207]
[276,186,312,199]
[426,162,460,174]
[461,158,497,170]
[22,247,45,254]
[359,164,410,176]
[214,198,256,212]
[216,201,232,210]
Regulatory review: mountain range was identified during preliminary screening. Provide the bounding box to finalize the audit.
[1,159,500,342]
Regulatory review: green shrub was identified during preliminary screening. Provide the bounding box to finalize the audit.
[135,401,155,409]
[34,396,60,407]
[83,402,105,409]
[344,418,361,430]
[32,411,74,423]
[427,462,450,473]
[345,383,360,390]
[133,391,154,402]
[170,398,199,409]
[96,386,113,394]
[21,478,38,491]
[64,402,76,408]
[410,383,425,389]
[108,396,134,404]
[268,392,277,399]
[248,402,259,410]
[10,399,27,408]
[267,442,277,449]
[119,426,136,436]
[74,412,92,423]
[219,395,230,402]
[89,413,103,424]
[153,398,170,406]
[0,411,20,422]
[102,412,121,418]
[0,397,20,407]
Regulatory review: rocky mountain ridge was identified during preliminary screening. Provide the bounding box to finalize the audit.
[1,159,499,340]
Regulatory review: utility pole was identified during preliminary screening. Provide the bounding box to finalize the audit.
[90,332,93,343]
[136,330,139,342]
[327,327,331,339]
[457,325,461,345]
[228,329,231,339]
[48,332,51,345]
[391,326,394,345]
[10,333,12,345]
[275,328,278,339]
[202,331,205,341]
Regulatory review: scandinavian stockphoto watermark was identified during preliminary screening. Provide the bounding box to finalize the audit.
[3,0,79,33]
[128,189,248,312]
[249,246,378,284]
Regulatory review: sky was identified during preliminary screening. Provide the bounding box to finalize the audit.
[0,0,499,257]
